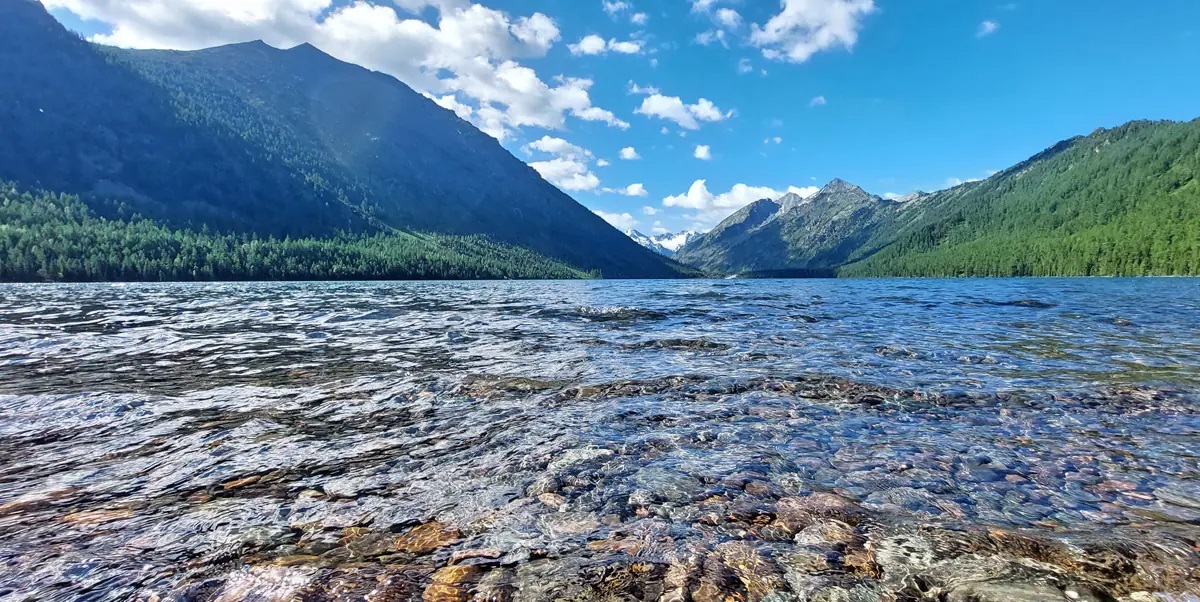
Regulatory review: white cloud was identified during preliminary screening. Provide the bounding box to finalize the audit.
[430,93,474,120]
[642,205,659,215]
[738,58,754,74]
[883,192,902,200]
[809,95,827,107]
[690,0,717,13]
[569,34,608,55]
[594,209,638,231]
[569,34,644,55]
[694,145,712,160]
[622,183,648,196]
[628,81,661,95]
[44,0,633,142]
[977,20,999,37]
[663,180,818,226]
[750,0,877,63]
[695,29,727,47]
[608,40,644,54]
[524,135,601,191]
[631,12,648,25]
[525,135,590,158]
[715,8,742,28]
[597,159,611,167]
[531,158,601,191]
[946,176,983,187]
[602,0,629,15]
[764,136,783,144]
[635,93,732,129]
[788,185,821,198]
[619,146,641,160]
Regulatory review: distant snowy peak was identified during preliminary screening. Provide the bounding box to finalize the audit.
[625,229,701,257]
[655,230,700,252]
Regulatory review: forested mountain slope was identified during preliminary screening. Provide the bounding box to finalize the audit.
[0,183,591,281]
[675,119,1199,278]
[842,119,1200,277]
[0,0,683,279]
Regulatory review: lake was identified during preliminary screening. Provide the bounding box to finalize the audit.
[0,278,1198,601]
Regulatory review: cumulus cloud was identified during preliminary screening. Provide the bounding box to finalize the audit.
[642,205,659,215]
[593,209,638,231]
[619,147,641,160]
[750,0,877,63]
[715,8,742,28]
[690,0,718,13]
[663,180,818,226]
[569,34,644,55]
[634,94,732,130]
[631,12,648,25]
[43,0,629,141]
[524,135,602,192]
[596,159,611,167]
[622,183,648,196]
[809,95,827,107]
[977,20,999,37]
[694,145,712,160]
[737,58,754,74]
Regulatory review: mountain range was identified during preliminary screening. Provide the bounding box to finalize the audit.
[0,0,685,281]
[676,119,1199,277]
[625,230,701,258]
[1,0,1196,281]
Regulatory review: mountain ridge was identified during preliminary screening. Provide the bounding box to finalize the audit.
[0,2,686,279]
[675,119,1199,277]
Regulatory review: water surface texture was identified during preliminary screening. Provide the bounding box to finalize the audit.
[1,278,1198,602]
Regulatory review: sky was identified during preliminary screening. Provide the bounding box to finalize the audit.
[44,0,1200,235]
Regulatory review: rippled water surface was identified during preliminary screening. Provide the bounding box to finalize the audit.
[1,278,1198,602]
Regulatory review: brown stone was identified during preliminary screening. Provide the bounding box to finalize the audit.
[717,542,784,602]
[62,508,134,525]
[222,475,262,490]
[395,522,462,555]
[775,493,868,531]
[423,565,484,602]
[537,493,567,509]
[450,548,504,564]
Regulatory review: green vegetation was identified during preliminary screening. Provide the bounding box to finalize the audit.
[0,0,683,279]
[841,119,1200,277]
[0,184,592,281]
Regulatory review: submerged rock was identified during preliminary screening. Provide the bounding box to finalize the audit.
[394,522,461,555]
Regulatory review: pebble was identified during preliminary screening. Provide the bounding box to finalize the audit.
[537,493,567,509]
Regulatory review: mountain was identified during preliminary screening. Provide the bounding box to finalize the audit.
[0,0,684,280]
[676,119,1200,278]
[625,229,701,257]
[675,179,910,275]
[842,119,1200,277]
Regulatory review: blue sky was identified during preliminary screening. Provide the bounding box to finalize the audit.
[46,0,1200,234]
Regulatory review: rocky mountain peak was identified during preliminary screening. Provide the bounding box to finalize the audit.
[818,178,865,195]
[777,191,811,212]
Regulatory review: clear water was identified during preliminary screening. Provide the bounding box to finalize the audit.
[0,278,1197,601]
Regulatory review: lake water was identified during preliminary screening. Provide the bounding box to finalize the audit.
[0,278,1197,601]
